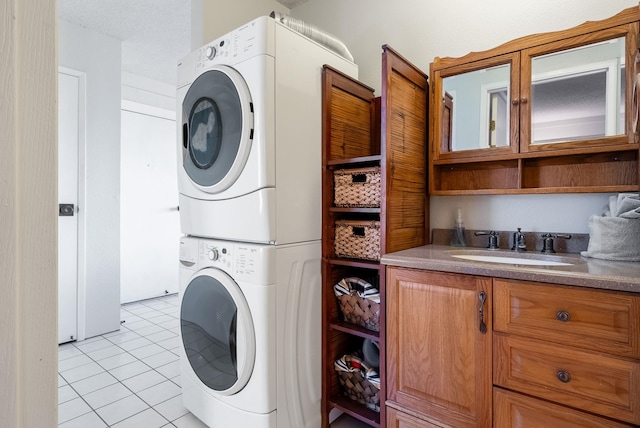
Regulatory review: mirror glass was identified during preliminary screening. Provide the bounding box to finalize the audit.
[531,36,625,144]
[442,64,511,152]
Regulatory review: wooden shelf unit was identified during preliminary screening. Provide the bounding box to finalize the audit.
[321,46,429,428]
[431,146,640,194]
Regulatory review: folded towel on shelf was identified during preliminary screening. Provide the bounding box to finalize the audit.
[608,193,640,218]
[581,215,640,262]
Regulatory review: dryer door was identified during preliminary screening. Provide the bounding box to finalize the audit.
[180,268,256,395]
[181,65,254,194]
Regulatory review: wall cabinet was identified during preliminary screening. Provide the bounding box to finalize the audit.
[429,6,640,194]
[321,46,428,427]
[386,269,640,427]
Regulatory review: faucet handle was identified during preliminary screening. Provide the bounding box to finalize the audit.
[541,233,571,254]
[511,228,527,252]
[474,231,499,249]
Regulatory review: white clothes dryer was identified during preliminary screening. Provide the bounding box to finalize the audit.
[176,15,357,244]
[178,235,322,428]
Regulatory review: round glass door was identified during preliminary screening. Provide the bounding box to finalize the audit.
[180,269,255,394]
[181,66,254,193]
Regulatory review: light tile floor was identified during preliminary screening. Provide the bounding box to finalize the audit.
[58,294,207,428]
[59,294,370,428]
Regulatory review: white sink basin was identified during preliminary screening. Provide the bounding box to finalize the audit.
[449,253,573,266]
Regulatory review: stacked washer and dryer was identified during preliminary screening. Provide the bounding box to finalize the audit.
[176,14,358,428]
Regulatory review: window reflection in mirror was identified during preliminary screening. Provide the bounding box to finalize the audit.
[531,36,625,144]
[442,64,510,151]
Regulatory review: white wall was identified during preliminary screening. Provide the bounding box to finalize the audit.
[201,0,289,44]
[0,0,57,425]
[290,0,638,234]
[59,20,121,338]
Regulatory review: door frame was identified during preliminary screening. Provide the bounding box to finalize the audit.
[59,66,88,341]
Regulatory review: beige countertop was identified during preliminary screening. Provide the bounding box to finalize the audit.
[381,245,640,294]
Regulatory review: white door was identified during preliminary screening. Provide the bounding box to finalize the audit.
[58,70,81,344]
[120,101,180,303]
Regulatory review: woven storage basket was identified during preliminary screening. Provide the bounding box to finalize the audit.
[334,167,381,208]
[333,277,380,332]
[335,353,381,412]
[334,220,381,261]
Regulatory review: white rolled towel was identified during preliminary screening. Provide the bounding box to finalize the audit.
[581,215,640,261]
[615,193,640,219]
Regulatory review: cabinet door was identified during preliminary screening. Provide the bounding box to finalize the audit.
[386,268,492,427]
[386,406,442,428]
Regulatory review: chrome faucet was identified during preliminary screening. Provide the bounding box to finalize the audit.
[511,228,527,252]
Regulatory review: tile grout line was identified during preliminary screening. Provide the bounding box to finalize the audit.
[59,294,192,427]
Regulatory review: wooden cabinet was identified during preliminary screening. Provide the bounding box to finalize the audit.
[494,388,634,428]
[386,268,492,428]
[385,270,640,427]
[321,46,428,428]
[386,407,441,428]
[493,278,640,426]
[429,6,640,194]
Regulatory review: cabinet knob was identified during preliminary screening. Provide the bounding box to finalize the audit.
[557,370,571,383]
[556,310,571,322]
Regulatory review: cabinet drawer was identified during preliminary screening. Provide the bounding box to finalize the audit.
[494,279,640,358]
[494,388,635,428]
[494,333,640,425]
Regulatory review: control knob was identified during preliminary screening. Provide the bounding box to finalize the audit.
[208,248,219,261]
[205,45,217,60]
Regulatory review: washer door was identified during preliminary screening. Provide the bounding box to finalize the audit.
[180,268,256,395]
[181,66,254,194]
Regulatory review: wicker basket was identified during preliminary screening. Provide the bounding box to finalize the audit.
[335,353,381,412]
[334,277,380,332]
[334,220,381,261]
[334,167,381,208]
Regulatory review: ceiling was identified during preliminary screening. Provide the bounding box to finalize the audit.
[58,0,308,86]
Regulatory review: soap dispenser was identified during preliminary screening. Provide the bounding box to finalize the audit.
[450,208,467,247]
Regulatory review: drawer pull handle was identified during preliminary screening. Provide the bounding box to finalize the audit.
[478,291,487,334]
[557,370,571,383]
[556,311,571,322]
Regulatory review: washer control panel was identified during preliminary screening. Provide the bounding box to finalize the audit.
[199,240,232,269]
[193,16,268,70]
[189,238,271,283]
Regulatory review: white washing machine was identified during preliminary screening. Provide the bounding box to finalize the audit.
[176,15,358,244]
[178,235,322,428]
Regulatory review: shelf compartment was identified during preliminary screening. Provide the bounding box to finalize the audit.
[328,396,381,428]
[328,155,382,167]
[431,160,519,192]
[330,320,381,341]
[522,149,639,190]
[330,207,382,214]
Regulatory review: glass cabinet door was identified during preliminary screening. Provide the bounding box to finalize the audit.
[520,24,636,152]
[433,53,521,160]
